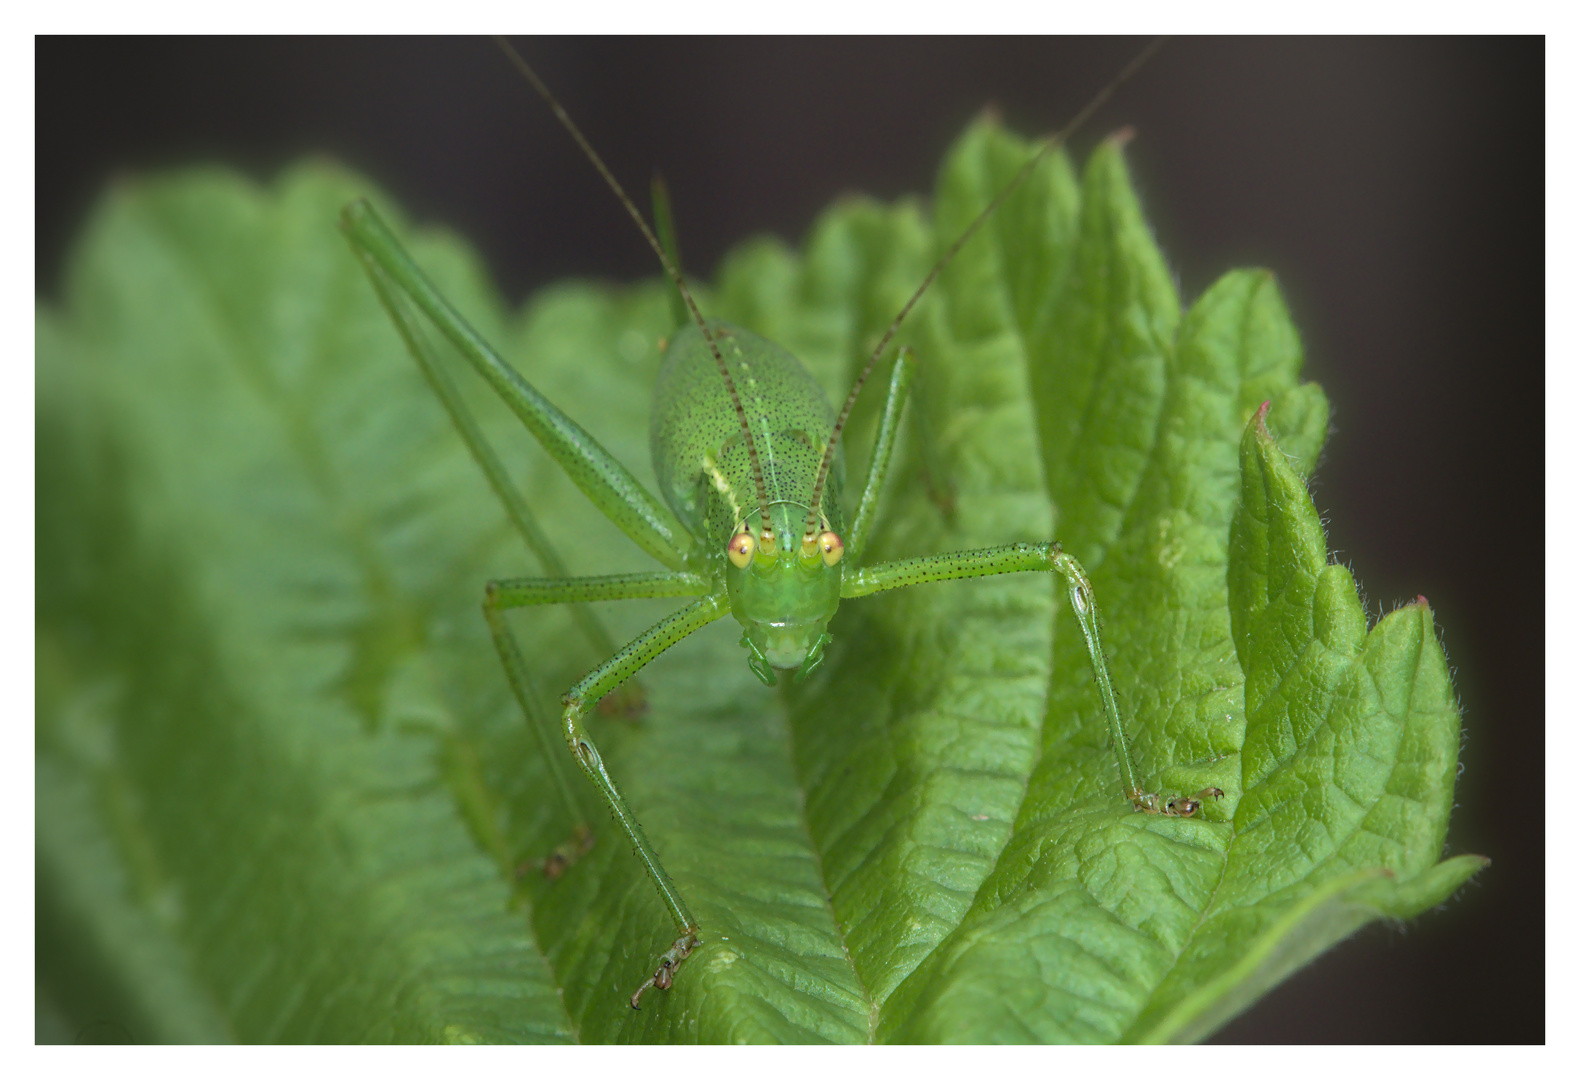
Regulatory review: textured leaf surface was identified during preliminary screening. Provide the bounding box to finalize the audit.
[36,124,1482,1043]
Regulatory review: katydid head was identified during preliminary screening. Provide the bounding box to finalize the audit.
[724,503,843,686]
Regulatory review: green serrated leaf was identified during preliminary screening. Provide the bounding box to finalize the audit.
[36,119,1480,1044]
[1122,405,1484,1045]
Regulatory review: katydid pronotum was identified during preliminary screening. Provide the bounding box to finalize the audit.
[339,37,1221,1010]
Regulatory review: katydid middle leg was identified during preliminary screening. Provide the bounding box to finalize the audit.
[346,203,659,716]
[479,572,711,874]
[486,580,729,1006]
[838,347,1186,814]
[841,543,1197,813]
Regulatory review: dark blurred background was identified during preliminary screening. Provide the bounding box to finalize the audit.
[36,37,1542,1043]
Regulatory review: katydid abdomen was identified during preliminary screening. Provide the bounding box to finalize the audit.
[652,321,845,543]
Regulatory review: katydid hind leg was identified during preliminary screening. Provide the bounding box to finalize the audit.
[347,199,730,977]
[340,200,696,573]
[349,239,650,714]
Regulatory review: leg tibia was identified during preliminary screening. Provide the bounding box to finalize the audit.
[482,601,586,828]
[564,594,729,707]
[558,701,699,938]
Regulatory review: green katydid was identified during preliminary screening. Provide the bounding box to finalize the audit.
[338,36,1219,1011]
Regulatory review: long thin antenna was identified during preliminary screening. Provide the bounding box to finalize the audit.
[800,37,1168,545]
[494,37,775,539]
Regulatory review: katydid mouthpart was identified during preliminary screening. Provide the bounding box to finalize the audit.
[339,35,1214,1012]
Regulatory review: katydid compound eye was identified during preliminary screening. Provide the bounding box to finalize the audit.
[727,532,755,569]
[817,531,844,566]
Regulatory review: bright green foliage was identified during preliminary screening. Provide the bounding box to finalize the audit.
[36,124,1483,1043]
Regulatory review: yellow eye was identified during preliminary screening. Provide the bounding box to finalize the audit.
[728,532,755,569]
[817,530,844,566]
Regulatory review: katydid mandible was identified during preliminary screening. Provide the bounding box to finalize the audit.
[338,37,1216,1011]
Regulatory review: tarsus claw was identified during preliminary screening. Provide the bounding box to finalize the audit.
[1132,786,1225,817]
[629,931,700,1010]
